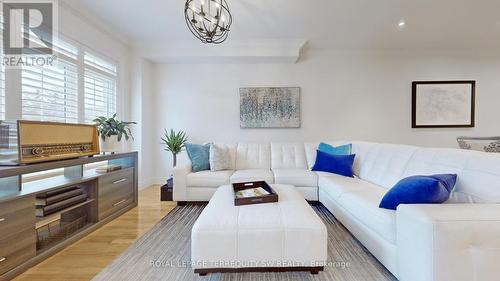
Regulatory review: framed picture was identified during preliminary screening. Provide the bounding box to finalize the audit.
[412,81,475,128]
[240,87,300,128]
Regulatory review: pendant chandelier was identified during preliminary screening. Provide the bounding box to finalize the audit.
[184,0,232,44]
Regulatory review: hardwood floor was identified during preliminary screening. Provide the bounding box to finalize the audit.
[14,185,177,281]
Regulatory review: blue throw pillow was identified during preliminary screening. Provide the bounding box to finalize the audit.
[312,150,355,177]
[318,142,352,155]
[379,174,458,210]
[185,143,210,172]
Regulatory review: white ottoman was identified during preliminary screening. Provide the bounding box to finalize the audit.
[191,184,327,275]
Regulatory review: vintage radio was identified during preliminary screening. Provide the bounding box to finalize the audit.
[0,120,100,165]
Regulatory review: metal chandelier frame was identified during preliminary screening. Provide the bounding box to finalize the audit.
[184,0,232,44]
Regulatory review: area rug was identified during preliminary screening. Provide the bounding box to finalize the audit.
[93,204,397,281]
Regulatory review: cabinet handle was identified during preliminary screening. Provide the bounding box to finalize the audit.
[113,199,126,207]
[0,218,5,223]
[112,178,127,184]
[0,257,6,263]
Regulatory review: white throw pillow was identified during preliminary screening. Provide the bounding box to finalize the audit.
[210,144,232,171]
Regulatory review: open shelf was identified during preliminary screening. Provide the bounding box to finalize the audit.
[35,198,96,229]
[36,223,94,255]
[0,152,137,178]
[83,166,133,179]
[0,167,134,202]
[22,176,97,198]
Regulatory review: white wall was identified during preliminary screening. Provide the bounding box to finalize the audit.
[152,48,500,180]
[130,57,157,189]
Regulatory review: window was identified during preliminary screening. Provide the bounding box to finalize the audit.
[4,37,119,124]
[21,41,79,123]
[84,52,117,123]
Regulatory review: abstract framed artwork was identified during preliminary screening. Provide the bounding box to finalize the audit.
[412,81,475,128]
[240,87,300,128]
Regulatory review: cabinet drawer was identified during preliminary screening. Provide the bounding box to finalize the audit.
[0,197,35,235]
[0,228,36,275]
[98,168,134,187]
[98,169,134,220]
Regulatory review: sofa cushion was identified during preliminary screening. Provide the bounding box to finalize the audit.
[235,143,271,170]
[379,174,457,210]
[214,143,237,169]
[209,144,232,171]
[337,188,397,244]
[318,171,383,200]
[185,143,211,172]
[187,170,234,187]
[271,143,308,169]
[318,142,352,155]
[305,141,352,170]
[312,150,355,177]
[273,169,318,187]
[230,169,274,184]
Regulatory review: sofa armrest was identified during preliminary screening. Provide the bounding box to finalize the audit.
[397,204,500,281]
[173,164,191,202]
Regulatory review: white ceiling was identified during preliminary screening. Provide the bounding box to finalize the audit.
[64,0,500,54]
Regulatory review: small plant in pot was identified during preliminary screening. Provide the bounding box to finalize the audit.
[160,129,188,200]
[94,114,136,153]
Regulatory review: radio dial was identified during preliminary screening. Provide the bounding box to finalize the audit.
[32,148,44,155]
[81,145,91,151]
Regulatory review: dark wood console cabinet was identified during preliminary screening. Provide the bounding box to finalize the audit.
[0,152,138,280]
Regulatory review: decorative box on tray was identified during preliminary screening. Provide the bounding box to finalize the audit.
[232,181,278,206]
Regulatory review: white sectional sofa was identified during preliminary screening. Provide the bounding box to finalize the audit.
[173,141,500,281]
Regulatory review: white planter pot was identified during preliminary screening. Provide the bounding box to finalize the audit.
[100,135,124,153]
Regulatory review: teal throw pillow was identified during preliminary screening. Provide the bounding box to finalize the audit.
[185,143,210,172]
[318,143,352,155]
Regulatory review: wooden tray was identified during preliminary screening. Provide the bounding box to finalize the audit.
[232,181,278,206]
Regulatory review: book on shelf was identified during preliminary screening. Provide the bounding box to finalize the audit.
[35,188,84,206]
[36,185,79,199]
[36,193,88,217]
[95,164,122,173]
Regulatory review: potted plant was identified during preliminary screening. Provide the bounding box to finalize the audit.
[94,114,136,153]
[160,129,188,201]
[161,129,188,168]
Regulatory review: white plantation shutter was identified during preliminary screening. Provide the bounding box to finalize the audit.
[84,52,117,123]
[21,39,79,123]
[22,58,78,123]
[3,36,120,125]
[84,52,117,75]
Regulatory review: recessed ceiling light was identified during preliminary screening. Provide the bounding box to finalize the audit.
[398,21,406,28]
